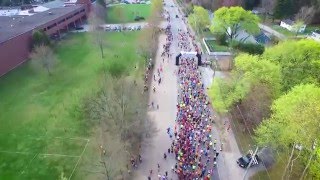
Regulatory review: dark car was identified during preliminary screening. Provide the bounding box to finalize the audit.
[176,15,179,18]
[134,16,145,21]
[75,26,84,30]
[237,153,259,168]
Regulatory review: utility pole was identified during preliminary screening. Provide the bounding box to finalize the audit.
[243,146,259,180]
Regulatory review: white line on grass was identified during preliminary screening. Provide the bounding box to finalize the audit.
[0,150,80,158]
[68,139,90,180]
[19,153,38,176]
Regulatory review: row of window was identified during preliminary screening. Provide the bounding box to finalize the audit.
[43,8,86,31]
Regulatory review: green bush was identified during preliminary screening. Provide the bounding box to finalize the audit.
[32,30,51,48]
[215,33,228,46]
[235,42,265,55]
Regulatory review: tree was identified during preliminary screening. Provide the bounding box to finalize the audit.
[255,84,320,179]
[30,45,56,75]
[88,11,105,59]
[273,0,295,19]
[295,6,316,25]
[261,0,276,21]
[292,20,305,36]
[114,6,125,23]
[263,39,320,91]
[96,0,106,9]
[188,6,210,35]
[151,0,163,16]
[82,75,155,179]
[210,6,260,43]
[243,0,260,10]
[32,30,50,48]
[208,53,281,114]
[137,27,159,61]
[308,148,320,179]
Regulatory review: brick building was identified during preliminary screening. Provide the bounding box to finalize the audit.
[0,0,91,76]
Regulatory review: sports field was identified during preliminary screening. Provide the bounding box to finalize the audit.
[0,32,144,179]
[106,4,151,23]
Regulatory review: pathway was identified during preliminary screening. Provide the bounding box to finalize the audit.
[134,0,249,179]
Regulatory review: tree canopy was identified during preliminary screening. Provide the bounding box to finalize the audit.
[210,6,260,42]
[188,6,210,34]
[208,53,281,114]
[255,84,320,149]
[263,39,320,91]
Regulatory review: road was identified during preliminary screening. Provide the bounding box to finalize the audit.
[133,0,247,179]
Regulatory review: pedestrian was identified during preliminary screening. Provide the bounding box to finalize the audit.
[165,171,168,177]
[163,153,167,159]
[157,104,159,109]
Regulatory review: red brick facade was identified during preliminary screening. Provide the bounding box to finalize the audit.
[0,1,90,76]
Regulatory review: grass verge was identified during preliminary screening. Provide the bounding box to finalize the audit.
[106,4,151,23]
[0,31,144,179]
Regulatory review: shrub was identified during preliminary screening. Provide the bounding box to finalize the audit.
[32,30,51,48]
[235,43,265,55]
[215,33,228,46]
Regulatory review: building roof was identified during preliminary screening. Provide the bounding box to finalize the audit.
[0,5,84,43]
[282,19,294,25]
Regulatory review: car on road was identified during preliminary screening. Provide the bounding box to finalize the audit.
[237,153,259,168]
[176,15,179,18]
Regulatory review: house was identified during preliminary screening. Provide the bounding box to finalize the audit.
[310,30,320,42]
[280,19,306,33]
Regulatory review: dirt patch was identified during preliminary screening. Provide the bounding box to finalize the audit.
[215,55,233,71]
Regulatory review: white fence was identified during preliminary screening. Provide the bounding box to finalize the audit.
[202,38,232,56]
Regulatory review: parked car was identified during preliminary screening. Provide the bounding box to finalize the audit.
[75,26,84,30]
[237,153,259,168]
[176,15,179,18]
[134,16,145,21]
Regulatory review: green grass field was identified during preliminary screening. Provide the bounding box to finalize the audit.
[0,32,144,179]
[205,40,229,52]
[271,24,320,37]
[106,4,151,23]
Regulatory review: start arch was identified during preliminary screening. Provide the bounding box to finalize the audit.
[175,51,202,66]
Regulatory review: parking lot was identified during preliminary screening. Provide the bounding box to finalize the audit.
[100,22,148,32]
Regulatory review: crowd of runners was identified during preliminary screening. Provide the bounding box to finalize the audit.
[142,3,222,180]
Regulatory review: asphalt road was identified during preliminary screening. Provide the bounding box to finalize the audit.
[133,0,250,179]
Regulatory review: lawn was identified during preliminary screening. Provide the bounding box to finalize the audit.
[0,32,144,179]
[205,39,229,52]
[106,4,151,23]
[272,25,296,37]
[271,24,320,37]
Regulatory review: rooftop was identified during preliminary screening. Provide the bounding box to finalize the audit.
[0,5,84,43]
[282,19,294,25]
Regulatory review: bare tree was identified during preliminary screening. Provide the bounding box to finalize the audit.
[261,0,276,22]
[88,6,106,59]
[295,6,316,25]
[83,75,155,155]
[30,45,56,75]
[137,27,159,61]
